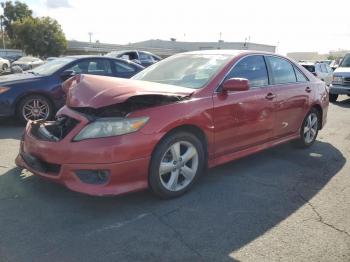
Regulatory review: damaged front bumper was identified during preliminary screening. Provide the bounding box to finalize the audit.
[15,106,155,196]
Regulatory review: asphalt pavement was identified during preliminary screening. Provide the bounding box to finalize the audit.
[0,98,349,262]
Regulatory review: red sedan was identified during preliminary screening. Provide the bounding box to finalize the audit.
[16,50,329,198]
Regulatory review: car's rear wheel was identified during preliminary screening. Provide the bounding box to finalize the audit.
[17,95,53,123]
[149,131,205,198]
[294,109,319,148]
[329,94,338,102]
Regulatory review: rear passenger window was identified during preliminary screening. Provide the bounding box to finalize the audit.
[266,56,296,84]
[226,55,269,88]
[294,67,308,82]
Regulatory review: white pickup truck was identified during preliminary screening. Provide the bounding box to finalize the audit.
[330,53,350,102]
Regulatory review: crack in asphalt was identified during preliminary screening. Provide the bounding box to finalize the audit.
[298,193,350,238]
[152,211,205,261]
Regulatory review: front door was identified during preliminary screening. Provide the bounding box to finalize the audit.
[213,55,275,157]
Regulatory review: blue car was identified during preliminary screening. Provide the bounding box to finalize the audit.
[0,55,144,122]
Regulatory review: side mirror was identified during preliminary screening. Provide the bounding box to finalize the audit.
[222,78,249,92]
[60,70,75,80]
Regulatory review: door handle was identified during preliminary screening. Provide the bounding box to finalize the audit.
[305,87,311,93]
[265,93,276,100]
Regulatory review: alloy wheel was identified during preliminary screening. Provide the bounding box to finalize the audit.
[303,112,318,144]
[159,141,199,192]
[22,98,50,121]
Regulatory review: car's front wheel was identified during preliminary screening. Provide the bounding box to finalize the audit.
[294,109,319,148]
[329,94,338,102]
[2,63,8,71]
[149,131,205,198]
[17,95,53,123]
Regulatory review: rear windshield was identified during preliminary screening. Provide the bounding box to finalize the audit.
[301,65,315,73]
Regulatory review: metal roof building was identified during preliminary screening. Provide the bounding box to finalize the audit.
[66,39,276,57]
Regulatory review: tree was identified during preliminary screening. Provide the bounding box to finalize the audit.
[11,16,67,57]
[2,1,32,39]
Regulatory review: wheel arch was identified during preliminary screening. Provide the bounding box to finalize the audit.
[310,103,323,130]
[151,124,209,166]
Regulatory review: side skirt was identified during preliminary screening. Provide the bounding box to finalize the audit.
[208,133,300,168]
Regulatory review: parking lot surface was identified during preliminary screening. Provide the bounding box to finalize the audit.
[0,98,350,262]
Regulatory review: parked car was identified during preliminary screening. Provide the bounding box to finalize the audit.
[46,57,58,62]
[15,50,328,198]
[12,56,45,70]
[329,52,350,102]
[0,57,10,71]
[106,50,162,67]
[0,56,144,122]
[4,54,22,63]
[300,61,333,86]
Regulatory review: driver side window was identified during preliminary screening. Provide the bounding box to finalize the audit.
[226,55,269,88]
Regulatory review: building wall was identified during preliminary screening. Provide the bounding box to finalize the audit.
[66,39,276,56]
[0,49,23,57]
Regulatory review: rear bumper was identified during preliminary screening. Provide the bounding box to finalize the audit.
[330,85,350,95]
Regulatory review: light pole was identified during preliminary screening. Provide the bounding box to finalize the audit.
[88,32,93,43]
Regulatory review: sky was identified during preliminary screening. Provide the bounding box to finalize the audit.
[24,0,350,55]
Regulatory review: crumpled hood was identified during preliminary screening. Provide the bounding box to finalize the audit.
[65,74,194,109]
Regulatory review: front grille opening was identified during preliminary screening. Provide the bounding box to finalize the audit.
[31,115,79,142]
[21,153,61,176]
[75,170,110,185]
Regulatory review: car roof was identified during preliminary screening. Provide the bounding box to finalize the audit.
[63,55,145,68]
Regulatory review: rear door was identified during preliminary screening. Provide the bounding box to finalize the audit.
[213,55,275,157]
[265,56,310,139]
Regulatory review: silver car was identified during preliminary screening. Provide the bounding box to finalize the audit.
[12,56,45,71]
[300,61,333,87]
[330,53,350,102]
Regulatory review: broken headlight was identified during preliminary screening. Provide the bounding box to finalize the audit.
[73,117,149,141]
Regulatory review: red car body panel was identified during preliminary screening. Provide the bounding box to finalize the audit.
[16,51,329,196]
[65,75,193,109]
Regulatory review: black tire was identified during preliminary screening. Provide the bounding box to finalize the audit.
[294,108,320,148]
[2,63,8,71]
[149,131,205,199]
[17,95,54,123]
[329,94,338,102]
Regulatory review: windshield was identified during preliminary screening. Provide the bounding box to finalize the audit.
[32,57,75,75]
[340,54,350,67]
[132,54,231,89]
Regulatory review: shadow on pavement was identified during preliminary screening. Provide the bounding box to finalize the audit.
[0,118,24,139]
[332,97,350,108]
[0,140,345,261]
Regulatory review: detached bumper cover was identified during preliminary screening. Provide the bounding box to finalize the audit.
[16,153,149,196]
[15,106,157,196]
